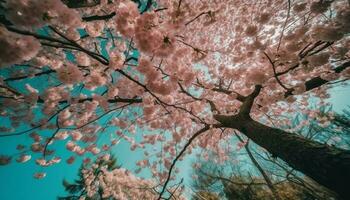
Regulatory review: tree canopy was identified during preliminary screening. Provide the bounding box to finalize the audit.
[0,0,349,199]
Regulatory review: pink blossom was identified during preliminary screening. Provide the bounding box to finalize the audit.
[115,1,140,38]
[50,156,61,164]
[0,27,41,67]
[55,131,69,140]
[293,3,307,12]
[66,141,76,151]
[90,147,101,155]
[85,72,107,90]
[5,0,81,28]
[71,131,82,141]
[34,172,46,179]
[292,83,306,95]
[76,53,91,66]
[257,13,271,24]
[24,84,39,103]
[16,155,31,163]
[107,86,119,98]
[320,72,340,81]
[16,145,25,151]
[308,53,330,67]
[136,159,149,168]
[245,25,258,36]
[0,155,11,166]
[57,64,84,85]
[36,158,48,166]
[164,158,172,169]
[86,21,105,37]
[311,26,344,41]
[31,143,43,152]
[130,143,138,151]
[83,158,91,164]
[247,69,267,85]
[109,51,125,70]
[66,156,75,164]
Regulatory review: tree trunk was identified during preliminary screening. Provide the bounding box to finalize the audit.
[226,117,350,199]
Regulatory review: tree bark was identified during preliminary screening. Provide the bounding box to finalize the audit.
[227,117,350,199]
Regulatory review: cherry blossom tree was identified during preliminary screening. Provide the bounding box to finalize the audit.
[0,0,350,199]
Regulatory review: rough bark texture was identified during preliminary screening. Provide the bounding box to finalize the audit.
[227,117,350,199]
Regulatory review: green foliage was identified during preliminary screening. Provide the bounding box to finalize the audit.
[192,190,220,200]
[222,179,316,200]
[58,154,120,200]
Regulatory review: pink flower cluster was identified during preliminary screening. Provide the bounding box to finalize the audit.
[56,63,84,85]
[35,157,61,167]
[5,0,81,29]
[0,27,41,67]
[82,166,176,199]
[115,1,140,38]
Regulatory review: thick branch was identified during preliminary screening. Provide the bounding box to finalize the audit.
[285,61,350,98]
[82,12,116,22]
[239,85,262,117]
